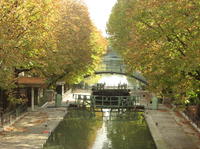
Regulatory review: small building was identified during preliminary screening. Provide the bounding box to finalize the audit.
[17,77,46,111]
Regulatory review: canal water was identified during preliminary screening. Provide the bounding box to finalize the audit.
[43,74,155,149]
[43,109,156,149]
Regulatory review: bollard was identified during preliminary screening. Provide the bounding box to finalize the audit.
[55,94,62,107]
[152,96,158,110]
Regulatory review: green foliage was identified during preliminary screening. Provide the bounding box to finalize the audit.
[8,96,27,105]
[0,0,107,90]
[0,0,56,89]
[0,0,107,107]
[107,0,200,103]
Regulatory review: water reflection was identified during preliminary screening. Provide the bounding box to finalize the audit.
[43,110,102,149]
[106,113,155,149]
[91,122,111,149]
[44,110,156,149]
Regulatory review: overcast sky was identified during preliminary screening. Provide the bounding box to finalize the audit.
[84,0,117,37]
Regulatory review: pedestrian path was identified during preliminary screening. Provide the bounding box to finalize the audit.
[145,105,200,149]
[0,102,67,149]
[0,89,200,149]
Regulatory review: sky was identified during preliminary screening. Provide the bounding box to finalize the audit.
[84,0,117,37]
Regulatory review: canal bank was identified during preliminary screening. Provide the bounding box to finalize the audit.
[0,92,200,149]
[0,102,68,149]
[145,104,200,149]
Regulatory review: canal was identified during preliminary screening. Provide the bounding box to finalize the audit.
[43,109,156,149]
[43,75,156,149]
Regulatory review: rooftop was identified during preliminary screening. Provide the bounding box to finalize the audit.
[17,77,46,86]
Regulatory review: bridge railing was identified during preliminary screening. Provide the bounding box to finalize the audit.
[96,67,126,73]
[91,84,141,90]
[73,84,142,91]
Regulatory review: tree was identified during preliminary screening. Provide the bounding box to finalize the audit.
[0,0,107,108]
[41,0,107,87]
[0,0,107,89]
[0,0,56,89]
[107,0,200,103]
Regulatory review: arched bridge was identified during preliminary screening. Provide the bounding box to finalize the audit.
[84,71,148,85]
[84,48,148,85]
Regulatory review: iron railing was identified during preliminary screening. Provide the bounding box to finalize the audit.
[0,105,28,127]
[184,110,200,128]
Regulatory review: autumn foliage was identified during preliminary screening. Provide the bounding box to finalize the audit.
[0,0,107,89]
[107,0,200,103]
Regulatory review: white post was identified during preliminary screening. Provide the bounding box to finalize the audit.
[62,85,64,96]
[31,87,34,111]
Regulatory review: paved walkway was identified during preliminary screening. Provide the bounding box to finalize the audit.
[0,102,68,149]
[0,89,200,149]
[145,105,200,149]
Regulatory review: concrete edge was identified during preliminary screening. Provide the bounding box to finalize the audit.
[145,111,169,149]
[170,104,200,133]
[42,108,68,148]
[180,111,200,133]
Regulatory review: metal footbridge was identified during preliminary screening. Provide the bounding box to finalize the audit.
[84,48,148,85]
[73,49,147,111]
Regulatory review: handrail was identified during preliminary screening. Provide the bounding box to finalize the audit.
[0,105,27,127]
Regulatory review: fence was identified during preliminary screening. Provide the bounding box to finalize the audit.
[183,105,200,129]
[0,105,28,127]
[184,109,200,129]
